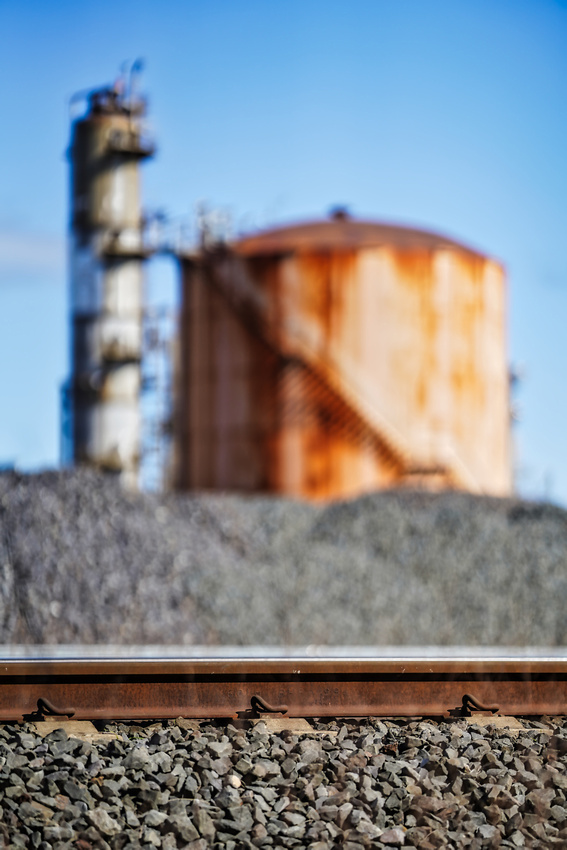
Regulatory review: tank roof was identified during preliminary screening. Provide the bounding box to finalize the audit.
[235,217,493,260]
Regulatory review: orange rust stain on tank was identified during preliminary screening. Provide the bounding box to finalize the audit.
[295,254,330,322]
[292,250,358,346]
[298,253,334,360]
[390,249,433,284]
[450,254,487,406]
[328,250,358,307]
[447,255,493,455]
[390,249,439,416]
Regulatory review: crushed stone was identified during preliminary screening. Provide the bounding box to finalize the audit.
[0,715,565,847]
[1,468,567,646]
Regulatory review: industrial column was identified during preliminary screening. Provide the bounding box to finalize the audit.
[68,79,154,488]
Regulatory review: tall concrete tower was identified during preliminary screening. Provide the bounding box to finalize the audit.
[68,74,154,487]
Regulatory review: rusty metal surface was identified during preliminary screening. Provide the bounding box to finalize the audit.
[0,658,565,722]
[175,216,511,500]
[235,219,488,258]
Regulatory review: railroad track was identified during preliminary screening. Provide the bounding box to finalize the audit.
[1,655,566,722]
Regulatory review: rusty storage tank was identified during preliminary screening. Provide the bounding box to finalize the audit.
[175,212,511,500]
[68,79,154,488]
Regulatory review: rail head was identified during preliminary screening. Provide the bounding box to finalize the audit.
[1,656,567,676]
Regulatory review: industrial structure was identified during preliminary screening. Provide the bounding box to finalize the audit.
[67,74,154,488]
[66,72,511,499]
[174,213,511,499]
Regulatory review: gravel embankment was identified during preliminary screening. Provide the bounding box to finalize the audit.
[1,468,567,646]
[1,715,567,848]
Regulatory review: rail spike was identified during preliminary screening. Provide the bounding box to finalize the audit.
[447,693,500,718]
[23,697,76,722]
[250,694,289,716]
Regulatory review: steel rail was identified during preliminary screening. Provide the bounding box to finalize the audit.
[0,657,566,721]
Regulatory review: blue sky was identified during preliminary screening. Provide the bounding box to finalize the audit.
[1,0,566,502]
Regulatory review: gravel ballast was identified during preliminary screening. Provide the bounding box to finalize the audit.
[1,715,566,849]
[1,469,567,846]
[1,468,567,646]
